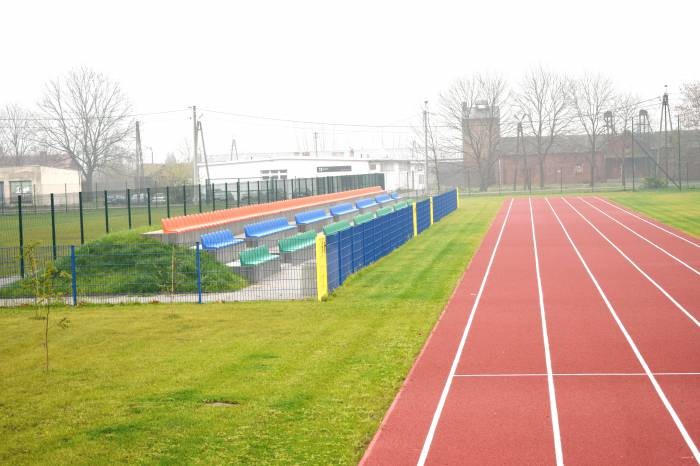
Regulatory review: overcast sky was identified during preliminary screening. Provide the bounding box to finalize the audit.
[1,0,698,161]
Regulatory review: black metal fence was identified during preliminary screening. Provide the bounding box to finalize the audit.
[0,173,385,251]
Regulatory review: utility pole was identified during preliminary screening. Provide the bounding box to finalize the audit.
[197,121,211,182]
[515,120,526,190]
[423,101,429,194]
[660,87,673,184]
[192,105,198,185]
[314,132,319,157]
[677,114,682,190]
[631,117,635,191]
[230,138,239,160]
[135,120,143,190]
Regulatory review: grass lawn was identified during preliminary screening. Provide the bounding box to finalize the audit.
[603,190,700,238]
[0,197,503,465]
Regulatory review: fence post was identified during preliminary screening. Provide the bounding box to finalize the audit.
[183,185,187,215]
[198,184,202,213]
[560,169,563,194]
[147,187,152,225]
[412,202,418,237]
[429,197,434,225]
[103,190,109,233]
[50,193,57,260]
[78,192,85,244]
[212,183,216,211]
[315,233,328,301]
[166,186,171,218]
[127,188,132,229]
[70,245,77,306]
[195,241,202,304]
[224,182,229,209]
[237,181,241,207]
[257,181,261,204]
[18,195,24,277]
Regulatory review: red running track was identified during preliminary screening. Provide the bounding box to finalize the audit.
[360,197,699,466]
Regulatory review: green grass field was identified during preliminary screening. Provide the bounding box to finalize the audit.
[603,190,700,238]
[0,197,503,465]
[1,190,697,465]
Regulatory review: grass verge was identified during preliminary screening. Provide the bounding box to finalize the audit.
[603,190,700,238]
[0,197,503,465]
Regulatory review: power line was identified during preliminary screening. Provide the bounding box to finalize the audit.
[0,108,189,122]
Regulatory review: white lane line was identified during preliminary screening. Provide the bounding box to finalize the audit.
[561,197,700,328]
[416,198,514,466]
[578,197,700,277]
[454,372,700,377]
[546,197,700,464]
[529,197,564,466]
[593,197,700,249]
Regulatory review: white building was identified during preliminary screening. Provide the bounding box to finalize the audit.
[197,151,426,192]
[0,165,82,204]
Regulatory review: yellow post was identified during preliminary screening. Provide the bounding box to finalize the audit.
[315,233,328,301]
[412,202,418,237]
[456,188,460,208]
[429,197,434,225]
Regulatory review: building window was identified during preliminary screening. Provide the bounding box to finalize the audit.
[10,180,32,196]
[369,163,377,170]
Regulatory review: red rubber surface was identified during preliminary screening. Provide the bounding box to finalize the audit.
[360,197,699,466]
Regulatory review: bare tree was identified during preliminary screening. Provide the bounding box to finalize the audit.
[676,81,700,129]
[440,74,508,191]
[37,67,133,191]
[569,74,615,187]
[0,103,36,164]
[607,93,639,188]
[515,67,570,188]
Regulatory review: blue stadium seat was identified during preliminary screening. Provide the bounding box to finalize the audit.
[244,217,296,238]
[390,192,402,200]
[200,229,244,250]
[375,194,392,204]
[295,209,332,225]
[356,198,378,209]
[330,203,359,216]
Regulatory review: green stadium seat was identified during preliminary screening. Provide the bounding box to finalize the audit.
[278,231,317,253]
[353,212,375,225]
[376,206,394,217]
[239,245,277,266]
[323,220,352,236]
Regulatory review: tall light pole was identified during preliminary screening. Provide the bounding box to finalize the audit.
[192,105,198,185]
[424,100,429,194]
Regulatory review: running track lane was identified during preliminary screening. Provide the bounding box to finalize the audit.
[359,199,516,465]
[568,196,700,321]
[590,196,700,264]
[360,196,699,465]
[537,197,698,465]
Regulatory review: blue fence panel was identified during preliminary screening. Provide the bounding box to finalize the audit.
[326,232,340,292]
[433,189,458,222]
[416,199,431,233]
[326,205,416,291]
[337,227,354,284]
[351,224,364,272]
